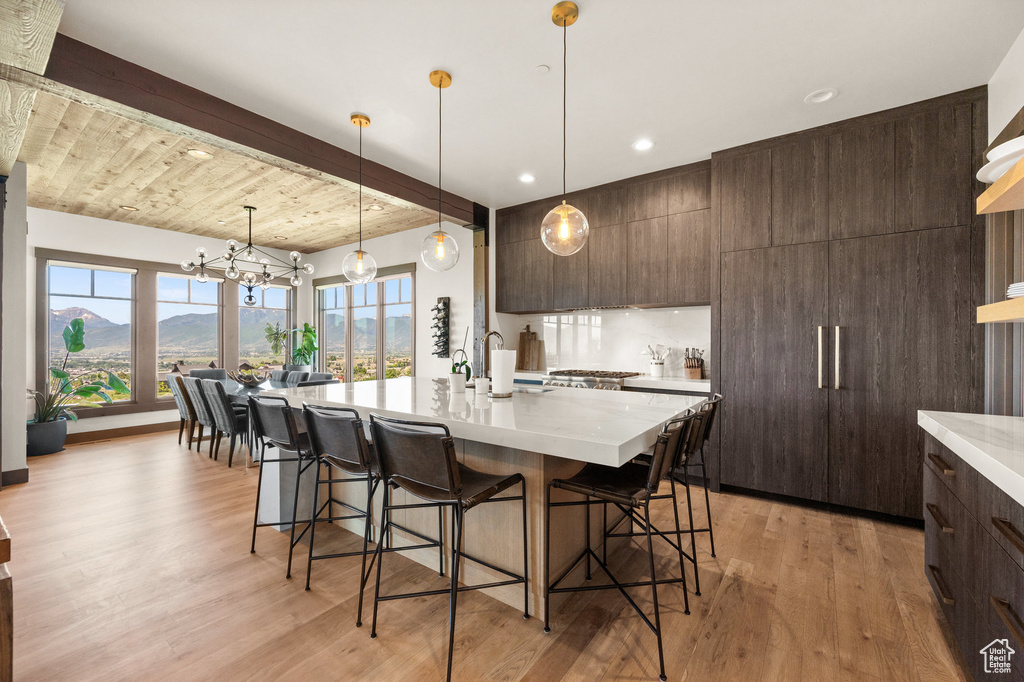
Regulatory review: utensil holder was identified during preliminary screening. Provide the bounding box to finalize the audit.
[650,360,664,378]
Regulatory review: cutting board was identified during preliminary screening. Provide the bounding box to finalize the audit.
[516,325,541,371]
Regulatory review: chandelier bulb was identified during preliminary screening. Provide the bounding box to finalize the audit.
[290,275,302,287]
[195,247,208,260]
[226,239,239,251]
[181,260,195,272]
[302,263,314,274]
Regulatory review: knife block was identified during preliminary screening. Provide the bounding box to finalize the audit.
[684,362,703,380]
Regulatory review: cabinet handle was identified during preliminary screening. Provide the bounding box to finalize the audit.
[927,452,955,477]
[834,326,840,390]
[926,503,954,533]
[817,326,824,389]
[928,565,955,605]
[992,517,1024,556]
[990,596,1024,650]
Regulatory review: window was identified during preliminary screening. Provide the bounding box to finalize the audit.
[157,275,221,396]
[315,269,414,382]
[47,262,135,404]
[239,285,291,367]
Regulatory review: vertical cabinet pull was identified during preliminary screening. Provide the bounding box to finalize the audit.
[990,596,1024,650]
[928,565,955,605]
[817,326,824,389]
[926,503,954,533]
[927,452,955,476]
[992,517,1024,555]
[834,326,841,390]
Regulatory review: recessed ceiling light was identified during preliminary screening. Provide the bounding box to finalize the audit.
[217,220,226,224]
[187,149,214,159]
[273,235,288,240]
[632,138,654,151]
[519,173,536,183]
[119,205,138,211]
[536,64,550,74]
[368,204,384,211]
[804,88,838,104]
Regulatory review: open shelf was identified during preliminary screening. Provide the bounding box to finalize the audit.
[977,298,1024,324]
[978,154,1024,215]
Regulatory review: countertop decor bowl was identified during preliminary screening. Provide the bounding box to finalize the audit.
[228,370,268,387]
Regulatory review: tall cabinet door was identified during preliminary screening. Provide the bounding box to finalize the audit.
[828,226,973,519]
[721,243,830,501]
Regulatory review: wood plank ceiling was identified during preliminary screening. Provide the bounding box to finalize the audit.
[17,90,442,253]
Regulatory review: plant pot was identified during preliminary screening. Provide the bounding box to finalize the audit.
[449,373,467,393]
[284,364,312,373]
[27,418,68,457]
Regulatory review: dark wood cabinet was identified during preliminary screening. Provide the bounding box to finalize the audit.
[895,103,972,232]
[667,210,712,305]
[720,242,830,501]
[828,226,972,518]
[771,135,828,245]
[552,242,588,310]
[828,120,895,239]
[587,224,630,308]
[719,149,771,252]
[627,217,668,305]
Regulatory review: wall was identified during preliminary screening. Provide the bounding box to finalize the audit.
[309,221,476,377]
[26,207,307,433]
[2,163,28,475]
[989,25,1024,142]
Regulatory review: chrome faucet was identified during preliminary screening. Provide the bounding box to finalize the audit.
[479,331,505,378]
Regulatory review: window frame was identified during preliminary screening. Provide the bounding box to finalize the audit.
[314,264,416,382]
[156,272,225,382]
[237,283,293,368]
[36,248,295,418]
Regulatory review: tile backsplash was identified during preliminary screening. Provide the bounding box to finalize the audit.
[496,306,712,378]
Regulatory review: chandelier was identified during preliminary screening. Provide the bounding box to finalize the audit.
[180,206,314,306]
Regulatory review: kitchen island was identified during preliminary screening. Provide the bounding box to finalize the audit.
[264,376,703,611]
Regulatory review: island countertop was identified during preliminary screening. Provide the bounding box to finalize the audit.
[264,376,703,467]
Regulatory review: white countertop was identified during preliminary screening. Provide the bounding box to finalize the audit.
[266,376,704,467]
[918,410,1024,506]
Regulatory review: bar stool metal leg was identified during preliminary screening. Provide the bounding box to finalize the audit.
[369,484,389,640]
[304,457,323,591]
[521,486,529,619]
[669,476,694,610]
[699,453,716,557]
[682,472,701,596]
[250,445,266,553]
[286,451,305,579]
[356,476,378,627]
[644,503,667,682]
[446,504,465,681]
[543,482,552,633]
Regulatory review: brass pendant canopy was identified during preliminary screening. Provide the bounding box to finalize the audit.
[551,1,579,26]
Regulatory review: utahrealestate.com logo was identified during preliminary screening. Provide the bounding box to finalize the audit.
[981,638,1015,674]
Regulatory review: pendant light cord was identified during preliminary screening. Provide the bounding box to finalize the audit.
[358,124,363,250]
[562,17,567,201]
[438,78,443,231]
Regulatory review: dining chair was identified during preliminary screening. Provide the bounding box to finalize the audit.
[201,379,250,467]
[182,377,217,457]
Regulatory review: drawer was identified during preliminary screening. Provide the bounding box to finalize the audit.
[976,471,1024,574]
[978,531,1024,681]
[926,554,981,680]
[925,465,977,587]
[923,433,978,511]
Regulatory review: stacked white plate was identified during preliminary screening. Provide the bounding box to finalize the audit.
[978,136,1024,184]
[1008,282,1024,299]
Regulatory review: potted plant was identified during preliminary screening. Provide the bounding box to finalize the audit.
[285,322,318,372]
[26,318,129,456]
[264,322,288,365]
[449,345,471,394]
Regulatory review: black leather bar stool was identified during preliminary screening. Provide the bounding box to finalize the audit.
[301,404,380,625]
[544,411,696,682]
[247,395,316,579]
[679,394,723,559]
[368,413,528,682]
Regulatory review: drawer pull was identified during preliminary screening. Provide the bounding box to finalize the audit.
[926,503,954,534]
[992,517,1024,555]
[990,596,1024,650]
[928,565,955,605]
[927,452,955,476]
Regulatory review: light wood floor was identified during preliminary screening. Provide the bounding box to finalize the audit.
[2,432,969,681]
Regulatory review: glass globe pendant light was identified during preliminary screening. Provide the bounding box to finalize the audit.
[421,69,459,272]
[342,113,378,284]
[541,1,589,256]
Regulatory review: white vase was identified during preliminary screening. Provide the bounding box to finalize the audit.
[449,373,467,393]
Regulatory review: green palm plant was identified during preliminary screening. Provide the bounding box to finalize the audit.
[27,317,130,423]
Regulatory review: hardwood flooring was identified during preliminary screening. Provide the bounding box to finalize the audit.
[1,433,969,681]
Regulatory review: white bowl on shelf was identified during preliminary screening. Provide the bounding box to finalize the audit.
[978,136,1024,184]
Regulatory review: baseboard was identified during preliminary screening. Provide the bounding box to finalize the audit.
[1,469,28,486]
[719,484,925,528]
[65,420,178,444]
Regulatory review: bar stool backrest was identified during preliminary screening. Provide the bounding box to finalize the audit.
[248,395,303,452]
[183,377,214,428]
[173,376,197,421]
[269,369,289,382]
[286,371,310,384]
[648,411,697,495]
[303,404,372,475]
[369,413,461,503]
[695,394,723,445]
[166,375,190,420]
[190,368,228,380]
[202,379,241,435]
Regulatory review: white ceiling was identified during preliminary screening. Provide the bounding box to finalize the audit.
[58,0,1024,210]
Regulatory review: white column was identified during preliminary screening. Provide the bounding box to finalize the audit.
[2,162,28,476]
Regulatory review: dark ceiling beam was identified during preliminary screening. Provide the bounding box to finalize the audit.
[10,33,481,225]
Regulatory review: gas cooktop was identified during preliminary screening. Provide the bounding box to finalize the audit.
[546,370,642,379]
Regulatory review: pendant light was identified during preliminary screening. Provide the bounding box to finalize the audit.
[342,113,378,284]
[541,1,589,256]
[421,69,459,272]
